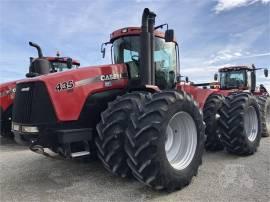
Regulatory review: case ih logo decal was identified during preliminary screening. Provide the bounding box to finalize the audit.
[75,73,128,88]
[100,74,122,81]
[55,80,74,91]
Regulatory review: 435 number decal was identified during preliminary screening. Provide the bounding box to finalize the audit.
[55,80,74,91]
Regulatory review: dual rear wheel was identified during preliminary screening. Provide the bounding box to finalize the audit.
[203,93,262,155]
[96,90,205,191]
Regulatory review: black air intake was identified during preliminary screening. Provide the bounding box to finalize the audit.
[13,82,56,125]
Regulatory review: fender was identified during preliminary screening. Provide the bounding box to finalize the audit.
[177,83,230,109]
[0,81,17,111]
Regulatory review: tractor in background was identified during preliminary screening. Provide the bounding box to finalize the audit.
[181,65,269,151]
[11,8,264,192]
[0,42,80,139]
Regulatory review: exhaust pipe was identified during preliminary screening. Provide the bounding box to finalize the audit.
[29,144,45,155]
[29,144,58,158]
[29,41,43,58]
[140,8,156,86]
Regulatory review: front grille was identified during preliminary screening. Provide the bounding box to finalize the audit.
[13,82,34,123]
[13,81,56,125]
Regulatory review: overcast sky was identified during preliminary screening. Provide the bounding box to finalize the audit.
[0,0,269,89]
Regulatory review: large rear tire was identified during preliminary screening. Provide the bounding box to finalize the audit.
[125,90,205,191]
[95,92,150,178]
[203,94,224,151]
[219,93,261,155]
[257,96,270,137]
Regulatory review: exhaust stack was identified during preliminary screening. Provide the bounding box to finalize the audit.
[140,8,156,86]
[26,41,50,77]
[29,41,43,58]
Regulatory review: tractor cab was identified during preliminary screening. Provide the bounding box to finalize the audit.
[26,42,80,78]
[102,26,179,90]
[215,65,268,92]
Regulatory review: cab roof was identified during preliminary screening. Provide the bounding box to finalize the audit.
[219,65,252,72]
[110,27,176,42]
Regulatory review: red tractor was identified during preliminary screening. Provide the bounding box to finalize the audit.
[0,42,80,139]
[181,65,269,151]
[11,8,264,191]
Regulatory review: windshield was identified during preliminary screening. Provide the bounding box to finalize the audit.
[112,36,177,89]
[220,70,247,89]
[50,62,79,72]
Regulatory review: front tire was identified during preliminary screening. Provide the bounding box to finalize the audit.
[125,91,205,191]
[95,92,150,178]
[203,94,224,151]
[219,93,261,155]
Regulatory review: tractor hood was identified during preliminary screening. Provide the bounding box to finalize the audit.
[0,80,17,91]
[15,63,129,121]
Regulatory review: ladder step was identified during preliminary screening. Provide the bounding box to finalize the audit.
[71,151,90,158]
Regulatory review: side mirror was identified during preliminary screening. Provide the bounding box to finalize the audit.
[185,76,189,83]
[66,58,73,69]
[264,68,268,77]
[176,74,181,83]
[101,48,106,58]
[165,29,174,42]
[101,43,107,58]
[214,73,218,81]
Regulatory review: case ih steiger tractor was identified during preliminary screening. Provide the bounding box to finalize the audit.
[0,42,80,139]
[181,65,269,151]
[11,8,263,191]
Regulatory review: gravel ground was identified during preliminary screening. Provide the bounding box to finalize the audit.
[0,137,269,202]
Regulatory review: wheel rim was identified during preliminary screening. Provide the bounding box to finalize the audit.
[165,111,197,170]
[266,103,270,132]
[244,106,258,142]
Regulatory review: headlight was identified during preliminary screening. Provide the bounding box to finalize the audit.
[21,126,39,133]
[12,123,39,133]
[12,123,20,131]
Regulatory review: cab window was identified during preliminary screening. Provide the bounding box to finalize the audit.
[113,36,177,89]
[50,62,78,72]
[220,70,247,89]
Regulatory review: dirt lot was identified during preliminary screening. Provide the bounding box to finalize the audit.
[0,137,269,202]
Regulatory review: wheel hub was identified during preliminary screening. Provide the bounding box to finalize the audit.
[165,111,197,170]
[244,106,258,142]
